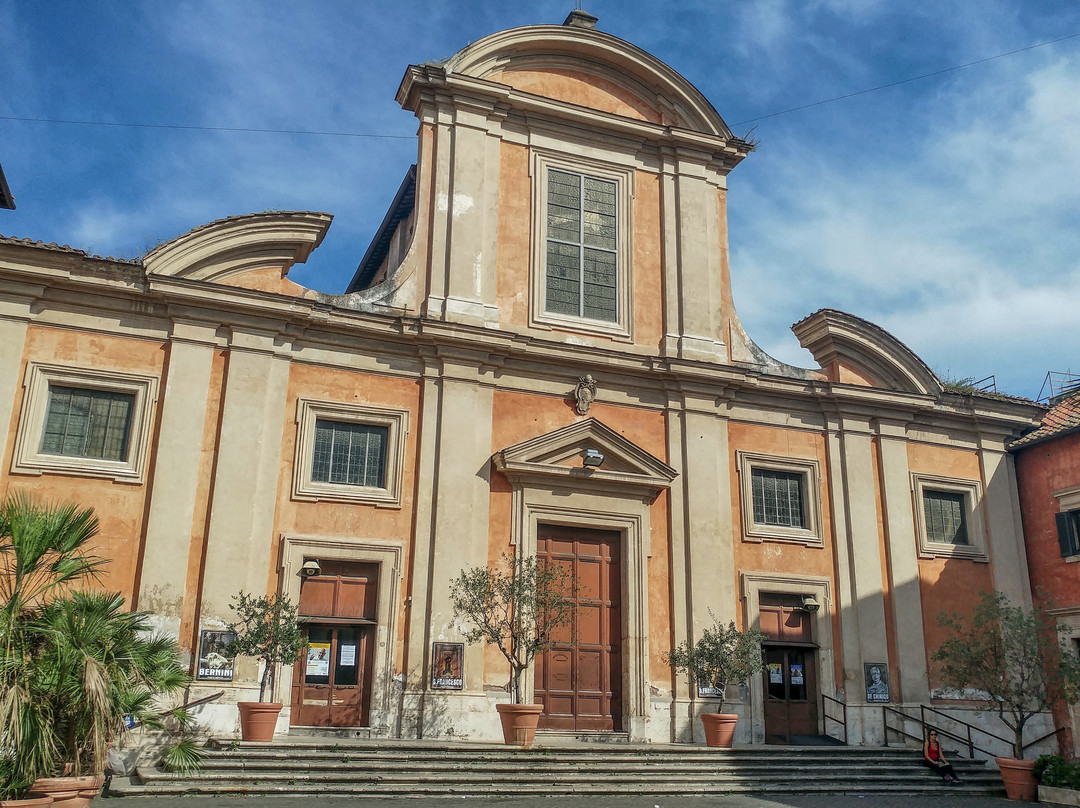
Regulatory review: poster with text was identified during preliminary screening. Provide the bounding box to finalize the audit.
[306,643,331,678]
[431,642,464,690]
[864,663,890,702]
[196,630,236,681]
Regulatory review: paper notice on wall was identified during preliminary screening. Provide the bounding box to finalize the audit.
[769,663,783,684]
[306,643,331,677]
[790,664,804,685]
[340,644,356,666]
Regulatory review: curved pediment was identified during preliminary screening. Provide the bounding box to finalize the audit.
[493,418,677,500]
[792,309,944,396]
[144,211,332,287]
[444,24,733,137]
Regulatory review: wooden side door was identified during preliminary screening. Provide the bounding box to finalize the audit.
[534,525,622,732]
[290,560,378,728]
[763,647,819,743]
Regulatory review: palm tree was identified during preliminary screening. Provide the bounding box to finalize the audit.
[36,591,195,776]
[0,493,104,792]
[0,494,199,795]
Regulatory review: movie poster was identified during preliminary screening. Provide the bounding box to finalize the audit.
[431,642,464,690]
[196,630,236,681]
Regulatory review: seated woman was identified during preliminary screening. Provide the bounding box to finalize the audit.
[923,729,962,784]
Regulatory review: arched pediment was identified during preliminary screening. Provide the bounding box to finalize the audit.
[492,417,677,501]
[792,309,944,396]
[444,25,733,137]
[144,211,332,285]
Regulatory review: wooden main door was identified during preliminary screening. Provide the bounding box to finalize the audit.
[290,560,378,728]
[534,525,622,731]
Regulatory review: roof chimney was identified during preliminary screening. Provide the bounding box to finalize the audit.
[563,9,599,29]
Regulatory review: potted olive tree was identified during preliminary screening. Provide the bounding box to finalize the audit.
[449,553,577,746]
[0,495,198,807]
[934,591,1080,801]
[227,591,307,741]
[666,617,767,747]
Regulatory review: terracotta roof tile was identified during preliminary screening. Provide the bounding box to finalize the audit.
[1010,391,1080,449]
[0,234,141,265]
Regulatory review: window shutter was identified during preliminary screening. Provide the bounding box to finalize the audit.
[1058,512,1076,557]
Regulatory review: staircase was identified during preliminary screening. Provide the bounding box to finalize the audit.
[111,738,1004,797]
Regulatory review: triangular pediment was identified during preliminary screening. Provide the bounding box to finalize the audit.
[493,418,676,499]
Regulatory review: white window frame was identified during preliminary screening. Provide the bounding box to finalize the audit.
[911,473,988,561]
[736,451,823,547]
[530,151,634,340]
[292,399,409,507]
[12,361,158,484]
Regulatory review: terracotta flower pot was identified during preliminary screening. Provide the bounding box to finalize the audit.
[495,703,544,747]
[700,712,739,747]
[237,701,283,741]
[996,756,1037,801]
[0,797,54,807]
[28,775,104,808]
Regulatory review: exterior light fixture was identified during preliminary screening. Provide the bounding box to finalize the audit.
[299,559,322,578]
[582,448,605,468]
[801,594,820,613]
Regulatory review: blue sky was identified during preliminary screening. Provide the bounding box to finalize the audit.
[2,1,1077,400]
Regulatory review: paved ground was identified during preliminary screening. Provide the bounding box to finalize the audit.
[103,796,1023,808]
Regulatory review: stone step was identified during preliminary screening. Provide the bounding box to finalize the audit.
[180,758,996,776]
[112,739,1003,798]
[115,779,1002,798]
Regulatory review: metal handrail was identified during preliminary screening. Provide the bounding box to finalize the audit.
[822,694,847,744]
[883,703,1061,759]
[1024,726,1064,754]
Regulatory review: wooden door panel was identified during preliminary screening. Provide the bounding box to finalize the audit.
[578,604,602,644]
[298,577,336,617]
[335,578,371,618]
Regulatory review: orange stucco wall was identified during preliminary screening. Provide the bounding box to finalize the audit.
[907,441,994,688]
[487,390,672,685]
[217,266,316,298]
[495,141,665,349]
[271,363,422,674]
[492,68,662,123]
[1,326,167,603]
[727,422,841,683]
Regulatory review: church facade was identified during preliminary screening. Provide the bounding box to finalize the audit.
[0,14,1047,749]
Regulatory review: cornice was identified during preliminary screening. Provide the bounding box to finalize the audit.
[1,253,1043,439]
[399,69,750,172]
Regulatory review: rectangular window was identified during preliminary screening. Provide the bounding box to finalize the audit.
[911,473,987,561]
[545,168,618,323]
[292,399,408,506]
[1058,510,1080,558]
[311,420,388,489]
[752,469,805,529]
[41,385,134,461]
[737,452,823,546]
[923,490,969,545]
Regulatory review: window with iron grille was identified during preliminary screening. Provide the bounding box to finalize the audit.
[311,419,388,489]
[922,490,969,545]
[1058,510,1080,558]
[545,168,618,322]
[752,468,806,529]
[41,385,134,461]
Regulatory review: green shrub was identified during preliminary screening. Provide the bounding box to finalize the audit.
[1035,755,1080,790]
